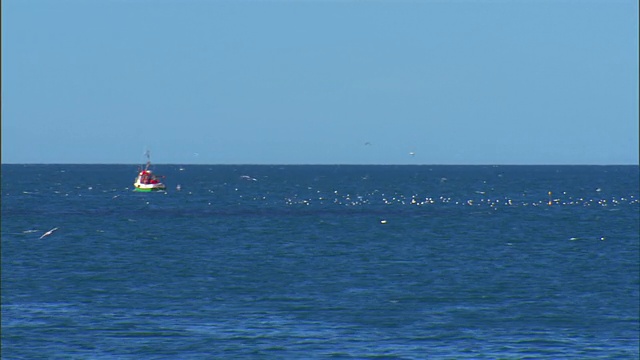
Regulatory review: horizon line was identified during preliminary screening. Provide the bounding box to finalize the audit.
[2,163,639,166]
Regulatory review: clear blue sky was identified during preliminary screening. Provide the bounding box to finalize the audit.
[2,0,638,165]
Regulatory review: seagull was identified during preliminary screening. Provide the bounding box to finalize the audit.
[39,227,58,239]
[40,227,59,239]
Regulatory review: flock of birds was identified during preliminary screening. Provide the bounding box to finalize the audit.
[20,190,638,240]
[280,190,637,208]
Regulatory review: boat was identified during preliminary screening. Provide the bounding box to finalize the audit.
[133,151,166,192]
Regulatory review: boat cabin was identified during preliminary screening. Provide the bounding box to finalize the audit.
[137,170,161,184]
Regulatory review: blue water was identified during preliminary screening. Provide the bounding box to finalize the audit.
[2,165,639,359]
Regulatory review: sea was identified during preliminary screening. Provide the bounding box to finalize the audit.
[1,164,639,359]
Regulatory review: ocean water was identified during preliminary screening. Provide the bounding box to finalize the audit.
[1,164,639,359]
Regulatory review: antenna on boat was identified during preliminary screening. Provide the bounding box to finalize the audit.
[144,150,151,171]
[137,147,146,171]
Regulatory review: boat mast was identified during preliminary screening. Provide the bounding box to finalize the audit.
[144,150,151,171]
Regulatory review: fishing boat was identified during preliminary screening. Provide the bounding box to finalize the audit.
[133,151,166,192]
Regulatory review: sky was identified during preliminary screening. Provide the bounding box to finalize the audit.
[2,0,638,165]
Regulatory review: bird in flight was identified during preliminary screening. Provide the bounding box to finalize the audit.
[39,227,58,240]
